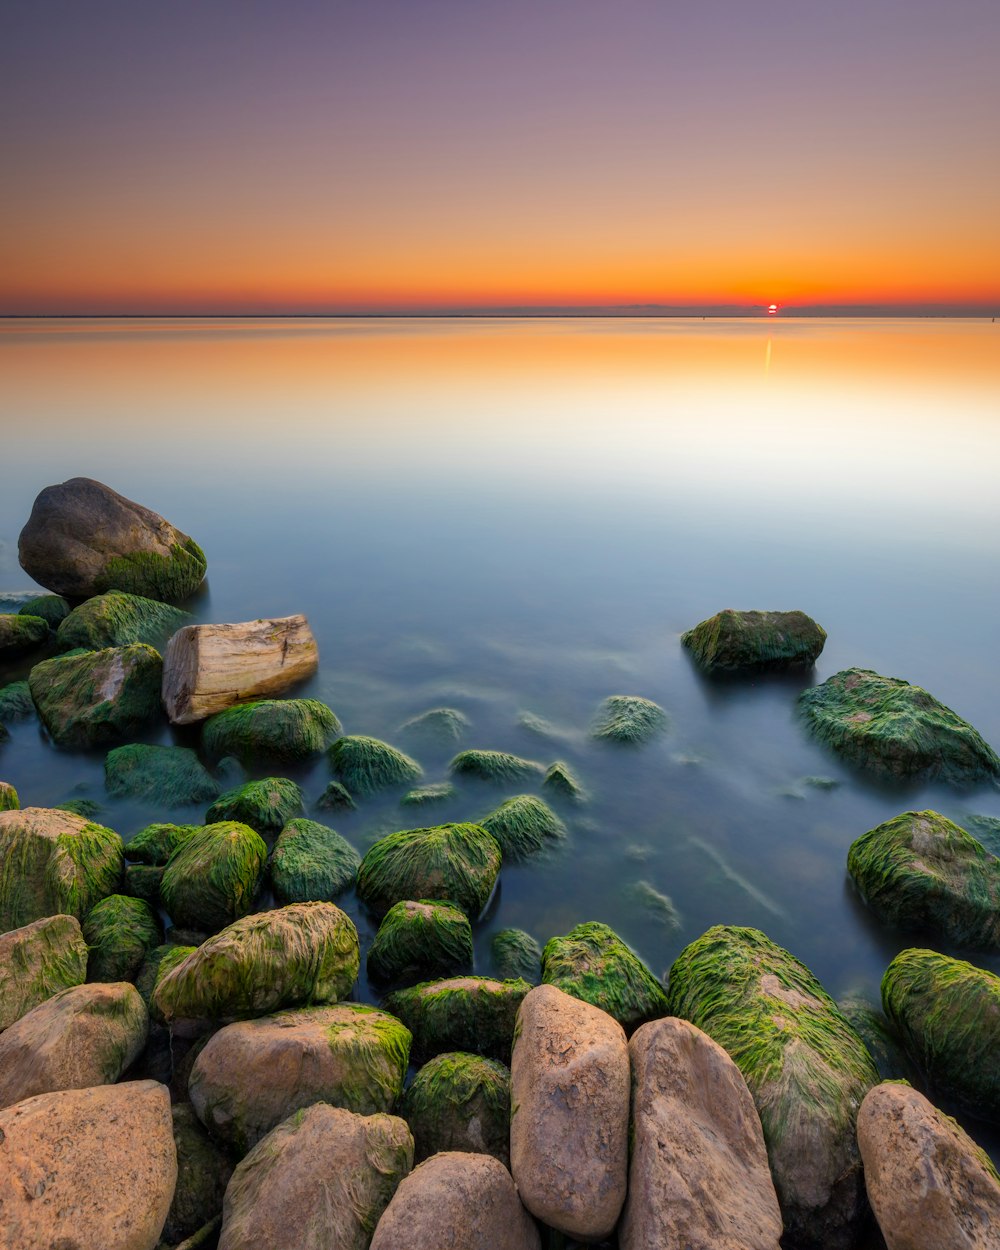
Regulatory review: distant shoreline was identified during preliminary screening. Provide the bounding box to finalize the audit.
[1,310,997,321]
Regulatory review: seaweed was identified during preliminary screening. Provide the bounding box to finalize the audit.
[105,743,220,806]
[127,822,200,866]
[0,613,49,657]
[18,594,70,627]
[542,920,668,1033]
[0,782,18,812]
[490,928,542,983]
[269,818,360,904]
[384,975,530,1062]
[314,780,356,813]
[591,695,668,744]
[626,880,682,934]
[329,734,422,796]
[83,893,162,982]
[0,681,35,724]
[100,535,207,603]
[122,863,163,905]
[29,644,163,748]
[202,698,341,765]
[356,822,501,919]
[479,794,566,862]
[682,608,826,674]
[206,777,305,836]
[541,760,587,803]
[56,590,190,650]
[397,707,470,750]
[0,913,88,1030]
[367,899,474,987]
[400,782,457,808]
[448,749,544,784]
[160,821,268,932]
[402,1050,511,1165]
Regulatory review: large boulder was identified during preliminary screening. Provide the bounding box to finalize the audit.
[384,975,529,1062]
[160,821,267,932]
[0,1080,177,1250]
[56,591,189,651]
[799,668,1000,785]
[666,925,879,1250]
[162,1102,234,1246]
[682,608,826,674]
[18,476,206,601]
[480,794,566,862]
[542,920,668,1034]
[126,821,199,866]
[219,1103,413,1250]
[205,776,305,836]
[83,893,162,982]
[620,1015,782,1250]
[367,898,473,986]
[330,734,422,795]
[269,817,360,904]
[105,743,221,806]
[0,613,48,657]
[0,913,88,1031]
[510,984,629,1240]
[29,644,163,747]
[202,697,341,764]
[356,822,501,919]
[402,1051,511,1166]
[592,694,668,743]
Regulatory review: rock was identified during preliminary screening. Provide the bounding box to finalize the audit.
[837,995,916,1083]
[29,644,163,747]
[370,1151,540,1250]
[315,779,356,811]
[18,593,70,627]
[857,1082,1000,1250]
[0,981,148,1106]
[627,879,682,933]
[188,1003,411,1152]
[620,1015,782,1250]
[0,914,88,1031]
[848,810,1000,948]
[0,612,48,657]
[510,983,629,1240]
[153,901,359,1027]
[542,759,586,802]
[202,697,341,764]
[127,821,199,865]
[882,947,1000,1121]
[400,781,457,807]
[397,706,470,750]
[491,928,542,982]
[136,943,197,1020]
[56,590,190,650]
[0,806,123,932]
[449,748,544,783]
[269,818,360,904]
[56,796,102,818]
[330,734,422,795]
[367,899,473,986]
[799,667,1000,785]
[963,812,1000,855]
[480,794,566,862]
[0,781,18,811]
[667,925,879,1250]
[356,822,501,919]
[205,776,305,836]
[163,1102,234,1246]
[219,1103,412,1250]
[403,1051,511,1165]
[592,694,668,743]
[0,1080,177,1250]
[83,893,162,981]
[105,743,221,805]
[542,920,668,1033]
[682,608,826,674]
[160,822,267,932]
[162,615,319,724]
[0,679,34,723]
[384,975,529,1062]
[18,476,206,601]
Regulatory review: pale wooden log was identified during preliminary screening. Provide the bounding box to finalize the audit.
[162,615,319,724]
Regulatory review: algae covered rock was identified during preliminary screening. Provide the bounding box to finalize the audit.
[270,817,360,904]
[837,994,916,1083]
[449,748,544,783]
[542,920,668,1034]
[400,781,457,807]
[799,667,1000,785]
[592,694,668,744]
[542,759,586,802]
[18,593,70,627]
[56,589,190,650]
[0,612,48,658]
[682,608,826,674]
[206,776,305,836]
[105,743,220,805]
[0,914,88,1031]
[0,679,35,723]
[848,809,1000,948]
[491,928,542,983]
[356,822,501,919]
[367,899,473,986]
[202,697,341,764]
[29,643,163,747]
[0,781,18,811]
[164,1102,234,1246]
[330,733,422,795]
[127,820,199,866]
[160,821,267,932]
[480,793,566,862]
[667,925,879,1250]
[83,893,162,982]
[403,1051,511,1166]
[398,706,470,750]
[136,942,197,1019]
[384,975,530,1062]
[315,779,356,812]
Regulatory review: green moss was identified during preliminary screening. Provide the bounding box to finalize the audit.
[479,794,566,862]
[592,695,668,744]
[799,667,1000,786]
[18,594,70,627]
[83,892,162,982]
[30,644,163,748]
[0,913,89,1031]
[402,1051,511,1165]
[626,880,682,934]
[122,863,163,905]
[0,613,49,657]
[127,821,200,866]
[356,822,501,919]
[105,743,221,806]
[135,943,198,1016]
[400,782,457,807]
[384,975,530,1062]
[0,782,18,812]
[270,818,361,904]
[315,780,356,812]
[542,920,668,1033]
[682,608,826,674]
[160,821,268,931]
[100,535,207,604]
[448,749,544,784]
[56,590,190,650]
[490,928,542,983]
[541,760,586,803]
[329,734,422,796]
[56,798,102,819]
[202,698,342,765]
[206,776,305,836]
[0,681,35,723]
[367,899,474,987]
[398,707,470,750]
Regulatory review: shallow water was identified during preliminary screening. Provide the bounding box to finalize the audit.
[3,315,1000,1158]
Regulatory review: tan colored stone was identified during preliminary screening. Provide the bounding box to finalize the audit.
[0,981,148,1107]
[620,1016,783,1250]
[0,913,88,1031]
[162,616,319,724]
[370,1151,540,1250]
[858,1082,1000,1250]
[510,983,629,1240]
[0,1080,177,1250]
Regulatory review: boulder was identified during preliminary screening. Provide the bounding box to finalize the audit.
[385,976,530,1062]
[18,476,206,601]
[682,608,826,674]
[123,864,163,904]
[315,779,356,812]
[29,644,163,748]
[356,822,501,919]
[620,1015,782,1250]
[0,781,19,811]
[105,743,220,805]
[17,593,70,627]
[83,893,162,982]
[400,781,457,808]
[0,1080,177,1250]
[205,776,305,836]
[542,759,586,802]
[163,1102,234,1246]
[402,1051,511,1165]
[162,615,319,724]
[592,694,668,743]
[56,590,189,650]
[367,899,473,986]
[542,920,668,1033]
[330,734,422,795]
[491,928,542,982]
[269,817,360,904]
[398,706,470,750]
[449,748,544,783]
[160,822,267,932]
[127,821,199,865]
[0,914,88,1031]
[510,983,629,1240]
[219,1103,412,1250]
[0,613,48,657]
[837,995,917,1083]
[0,679,34,723]
[480,794,566,862]
[202,697,341,764]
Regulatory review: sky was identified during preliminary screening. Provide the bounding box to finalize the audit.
[2,0,998,314]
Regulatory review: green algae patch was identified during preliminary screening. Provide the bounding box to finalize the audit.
[30,644,163,748]
[56,590,190,651]
[315,780,356,812]
[270,818,360,904]
[202,698,341,765]
[356,822,501,919]
[56,798,102,819]
[848,810,1000,948]
[329,734,422,796]
[0,782,18,812]
[591,695,668,744]
[0,681,35,724]
[398,706,470,750]
[667,924,879,1250]
[881,947,1000,1122]
[448,748,544,784]
[0,913,89,1031]
[105,743,220,806]
[542,920,668,1033]
[135,942,197,1018]
[160,821,267,932]
[480,793,566,863]
[402,1050,511,1165]
[206,776,305,836]
[367,899,473,987]
[82,892,162,982]
[153,901,360,1026]
[799,667,1000,786]
[127,821,200,866]
[0,613,48,657]
[18,594,70,627]
[541,759,587,803]
[682,608,826,674]
[99,535,207,603]
[122,863,163,905]
[384,975,530,1062]
[490,928,542,983]
[400,781,457,808]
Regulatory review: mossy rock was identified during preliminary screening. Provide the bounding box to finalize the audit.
[153,901,359,1027]
[0,807,124,932]
[541,920,667,1033]
[541,760,586,803]
[848,810,1000,948]
[0,914,89,1031]
[490,928,542,983]
[448,749,544,784]
[100,536,207,603]
[0,680,35,724]
[29,644,163,748]
[270,818,361,904]
[667,925,879,1250]
[402,1051,511,1165]
[135,942,197,1019]
[202,698,341,765]
[82,893,162,982]
[0,613,49,657]
[0,782,18,812]
[882,947,1000,1121]
[799,668,1000,786]
[329,734,422,796]
[162,1102,234,1246]
[356,822,501,919]
[206,777,305,837]
[384,976,530,1062]
[837,994,917,1083]
[626,880,682,933]
[105,744,221,806]
[682,608,827,674]
[592,695,668,744]
[56,590,190,651]
[18,594,70,627]
[160,821,267,932]
[127,821,200,867]
[315,780,356,812]
[480,794,566,862]
[401,782,457,808]
[367,899,474,987]
[398,707,470,750]
[122,863,163,905]
[55,798,102,819]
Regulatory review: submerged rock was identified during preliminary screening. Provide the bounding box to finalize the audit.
[269,817,360,904]
[542,920,668,1034]
[367,899,473,986]
[0,612,48,657]
[384,975,530,1062]
[206,776,305,836]
[400,781,457,807]
[626,879,682,933]
[315,779,356,812]
[0,914,88,1031]
[491,928,543,983]
[449,748,544,783]
[480,793,566,862]
[542,759,587,802]
[837,994,916,1083]
[356,822,501,919]
[56,590,190,652]
[83,893,161,982]
[126,821,200,866]
[202,697,341,764]
[160,821,267,932]
[402,1051,511,1165]
[682,608,826,674]
[0,679,34,723]
[398,706,470,750]
[164,1102,234,1247]
[17,593,70,627]
[105,743,220,806]
[329,733,422,795]
[29,643,163,748]
[592,694,668,744]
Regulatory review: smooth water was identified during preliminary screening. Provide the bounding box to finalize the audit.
[3,316,1000,1144]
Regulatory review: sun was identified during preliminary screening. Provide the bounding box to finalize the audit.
[768,303,779,315]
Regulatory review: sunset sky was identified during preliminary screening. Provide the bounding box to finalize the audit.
[2,0,998,315]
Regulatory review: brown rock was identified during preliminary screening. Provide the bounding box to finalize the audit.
[858,1082,1000,1250]
[510,983,629,1240]
[0,913,88,1031]
[0,1080,177,1250]
[370,1151,540,1250]
[620,1016,783,1250]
